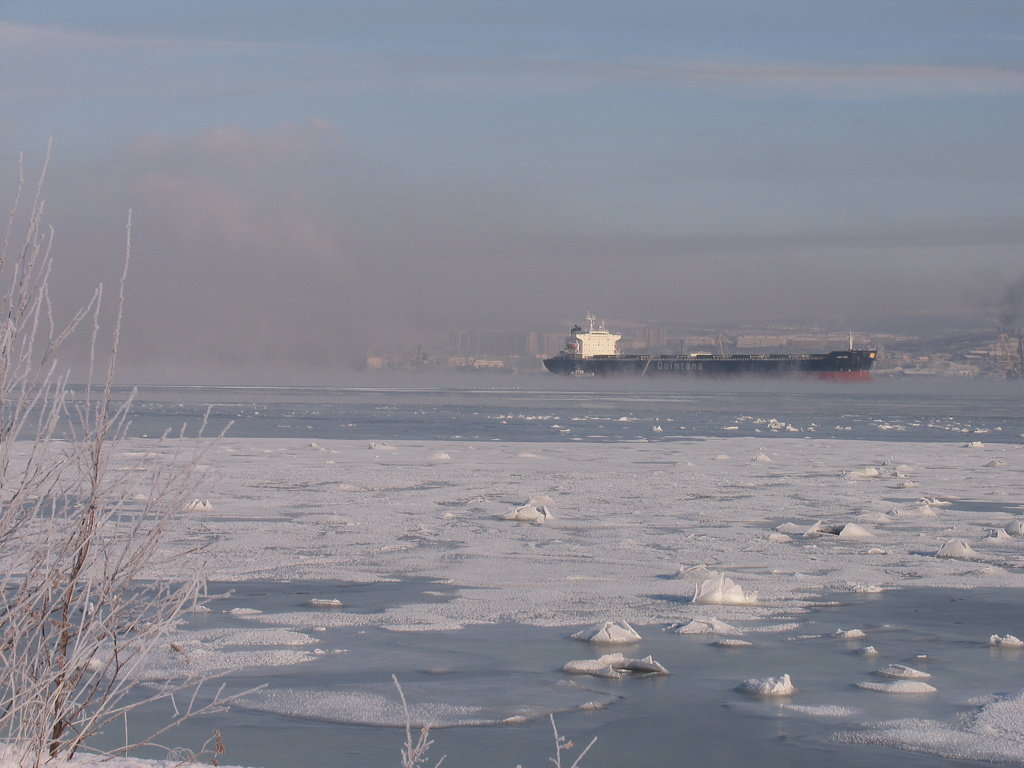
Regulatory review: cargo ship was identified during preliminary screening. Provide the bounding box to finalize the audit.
[543,316,876,380]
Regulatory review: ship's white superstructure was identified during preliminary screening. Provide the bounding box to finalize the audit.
[564,314,621,358]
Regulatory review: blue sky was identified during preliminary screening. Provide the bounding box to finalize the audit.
[1,1,1022,378]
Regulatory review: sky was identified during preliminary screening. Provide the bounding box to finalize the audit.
[1,1,1022,381]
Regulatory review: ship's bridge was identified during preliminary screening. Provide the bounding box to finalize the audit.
[566,314,621,358]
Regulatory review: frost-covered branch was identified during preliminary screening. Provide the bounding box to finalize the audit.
[0,148,233,767]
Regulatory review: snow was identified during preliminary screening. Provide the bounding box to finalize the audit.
[8,431,1024,767]
[835,688,1024,765]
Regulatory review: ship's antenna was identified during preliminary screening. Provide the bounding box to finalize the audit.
[586,312,596,332]
[849,331,854,351]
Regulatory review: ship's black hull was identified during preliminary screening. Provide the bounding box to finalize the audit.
[543,350,877,380]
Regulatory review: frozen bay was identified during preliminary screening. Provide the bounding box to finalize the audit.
[31,383,1024,766]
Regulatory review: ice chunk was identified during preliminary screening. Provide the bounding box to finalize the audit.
[503,504,552,523]
[988,634,1024,648]
[768,532,792,543]
[752,452,772,462]
[834,628,867,639]
[692,573,757,606]
[666,617,740,635]
[857,680,937,693]
[562,653,627,678]
[963,441,984,448]
[985,459,1007,467]
[1004,519,1024,536]
[895,480,920,488]
[306,598,343,608]
[571,620,642,644]
[987,528,1012,540]
[736,674,796,696]
[858,646,880,656]
[935,540,978,559]
[622,655,670,674]
[713,638,753,648]
[846,467,880,479]
[183,498,213,512]
[850,584,884,594]
[876,664,931,679]
[805,521,873,540]
[838,523,874,540]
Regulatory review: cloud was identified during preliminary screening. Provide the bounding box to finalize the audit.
[0,20,283,53]
[304,53,1024,99]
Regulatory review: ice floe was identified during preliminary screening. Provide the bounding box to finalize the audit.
[665,617,740,635]
[503,504,553,523]
[736,674,796,697]
[988,633,1024,648]
[876,664,930,679]
[833,628,867,639]
[935,539,979,559]
[692,573,757,606]
[835,688,1024,765]
[306,598,343,608]
[1005,519,1024,536]
[571,620,642,644]
[857,680,937,694]
[562,652,669,678]
[846,467,880,479]
[802,521,873,540]
[183,498,213,512]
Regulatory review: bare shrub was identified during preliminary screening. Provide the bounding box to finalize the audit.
[0,146,233,766]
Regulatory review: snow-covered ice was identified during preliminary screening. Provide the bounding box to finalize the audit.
[736,674,796,696]
[9,420,1024,768]
[571,620,642,644]
[692,573,758,606]
[856,680,937,694]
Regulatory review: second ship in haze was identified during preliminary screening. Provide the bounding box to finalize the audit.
[543,315,877,380]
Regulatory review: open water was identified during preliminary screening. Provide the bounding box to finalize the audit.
[111,376,1023,444]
